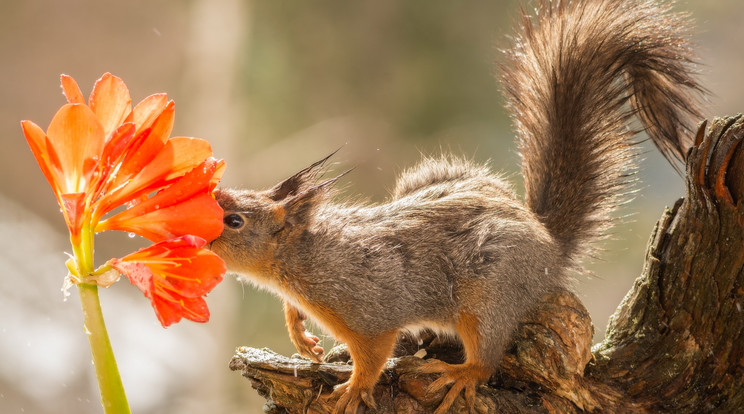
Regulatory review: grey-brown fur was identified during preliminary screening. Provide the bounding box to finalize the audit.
[211,0,703,411]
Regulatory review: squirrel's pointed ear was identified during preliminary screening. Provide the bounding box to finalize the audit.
[280,169,353,228]
[281,189,321,228]
[268,150,340,201]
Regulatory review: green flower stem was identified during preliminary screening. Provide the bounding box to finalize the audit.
[73,223,131,414]
[77,283,130,414]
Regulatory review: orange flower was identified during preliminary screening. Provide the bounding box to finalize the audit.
[108,236,226,327]
[22,73,227,327]
[21,73,224,243]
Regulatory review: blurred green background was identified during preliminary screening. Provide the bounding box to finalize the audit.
[1,0,742,413]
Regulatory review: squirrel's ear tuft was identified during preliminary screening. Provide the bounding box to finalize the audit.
[268,150,340,201]
[269,171,309,202]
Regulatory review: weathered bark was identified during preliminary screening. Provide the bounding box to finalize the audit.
[229,116,744,413]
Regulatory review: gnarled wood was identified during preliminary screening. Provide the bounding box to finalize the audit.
[229,116,744,413]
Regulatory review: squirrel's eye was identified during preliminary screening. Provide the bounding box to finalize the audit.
[224,213,245,229]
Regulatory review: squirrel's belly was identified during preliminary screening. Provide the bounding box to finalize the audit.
[403,321,457,339]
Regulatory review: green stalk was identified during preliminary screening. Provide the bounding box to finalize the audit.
[73,223,131,414]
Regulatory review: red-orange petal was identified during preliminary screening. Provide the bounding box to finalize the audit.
[155,296,210,326]
[132,93,168,135]
[89,123,136,207]
[123,234,208,256]
[99,136,213,215]
[61,192,87,243]
[113,261,151,294]
[108,259,187,326]
[60,75,85,104]
[114,236,225,295]
[23,119,88,240]
[99,194,223,242]
[210,159,227,192]
[89,73,132,140]
[21,120,61,197]
[25,113,96,240]
[113,100,175,186]
[45,103,105,194]
[96,158,223,240]
[150,247,224,298]
[100,123,136,174]
[132,136,212,187]
[109,236,226,327]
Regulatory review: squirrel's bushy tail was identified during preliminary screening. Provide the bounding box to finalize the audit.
[501,0,704,264]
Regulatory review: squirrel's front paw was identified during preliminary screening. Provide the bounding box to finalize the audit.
[330,381,376,414]
[292,331,324,362]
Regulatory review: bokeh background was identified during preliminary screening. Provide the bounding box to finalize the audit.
[1,0,742,413]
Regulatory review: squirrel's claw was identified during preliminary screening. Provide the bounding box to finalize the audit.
[294,331,324,362]
[284,303,325,362]
[419,360,486,414]
[331,381,376,414]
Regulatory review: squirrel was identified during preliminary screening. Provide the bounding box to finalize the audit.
[210,0,704,412]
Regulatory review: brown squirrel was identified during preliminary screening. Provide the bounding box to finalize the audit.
[211,0,704,412]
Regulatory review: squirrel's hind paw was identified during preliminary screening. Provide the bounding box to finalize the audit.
[419,360,488,414]
[330,381,376,414]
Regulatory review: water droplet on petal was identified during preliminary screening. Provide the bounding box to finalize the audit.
[128,232,136,239]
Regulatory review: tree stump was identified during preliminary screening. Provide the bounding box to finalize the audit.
[229,116,744,413]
